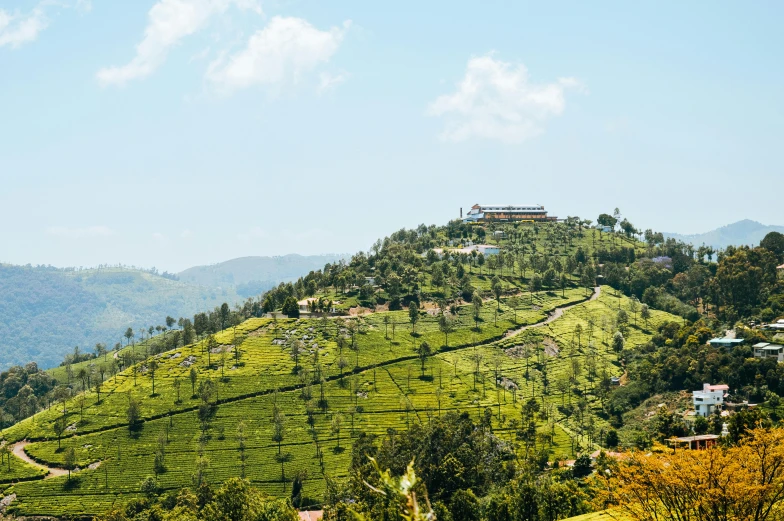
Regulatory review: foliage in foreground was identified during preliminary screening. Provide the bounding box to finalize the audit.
[98,477,299,521]
[599,426,784,521]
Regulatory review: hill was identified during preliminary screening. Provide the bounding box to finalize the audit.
[0,221,686,518]
[178,254,348,296]
[664,219,784,250]
[0,265,243,371]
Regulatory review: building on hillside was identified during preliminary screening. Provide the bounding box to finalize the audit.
[432,244,500,257]
[761,320,784,331]
[298,298,336,314]
[668,434,720,450]
[692,383,729,417]
[753,342,784,362]
[708,337,745,348]
[462,204,558,223]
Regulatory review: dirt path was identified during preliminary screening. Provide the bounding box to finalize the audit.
[504,286,601,339]
[10,442,68,479]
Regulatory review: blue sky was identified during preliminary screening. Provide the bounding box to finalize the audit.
[1,1,782,272]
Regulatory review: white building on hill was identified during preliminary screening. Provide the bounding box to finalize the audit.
[692,383,729,417]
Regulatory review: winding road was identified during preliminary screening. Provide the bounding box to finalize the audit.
[504,286,601,339]
[10,442,68,479]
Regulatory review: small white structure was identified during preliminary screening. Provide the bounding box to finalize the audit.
[753,342,784,362]
[692,383,729,417]
[432,244,500,257]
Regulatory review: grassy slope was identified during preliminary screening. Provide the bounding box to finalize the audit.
[0,454,47,484]
[0,284,681,517]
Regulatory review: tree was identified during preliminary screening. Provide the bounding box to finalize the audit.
[173,377,181,404]
[616,309,629,334]
[281,297,300,318]
[127,397,142,431]
[438,313,455,347]
[190,367,198,398]
[148,360,158,396]
[605,429,619,447]
[597,213,617,230]
[331,413,344,449]
[95,342,107,362]
[64,447,76,481]
[612,331,625,353]
[640,303,651,330]
[124,327,134,346]
[628,297,639,326]
[408,301,419,333]
[290,339,304,373]
[472,292,483,330]
[760,231,784,261]
[417,341,432,377]
[54,416,67,448]
[491,276,503,310]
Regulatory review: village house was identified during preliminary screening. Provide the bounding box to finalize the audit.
[708,337,745,348]
[753,342,784,362]
[692,383,729,417]
[668,434,720,450]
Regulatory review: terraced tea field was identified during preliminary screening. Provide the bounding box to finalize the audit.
[0,287,679,517]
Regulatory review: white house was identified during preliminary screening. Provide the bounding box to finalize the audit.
[692,383,729,417]
[753,342,784,362]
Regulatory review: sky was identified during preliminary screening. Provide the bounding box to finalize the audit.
[1,1,782,272]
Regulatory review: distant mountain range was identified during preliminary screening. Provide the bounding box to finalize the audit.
[664,219,784,250]
[1,254,347,370]
[178,254,348,296]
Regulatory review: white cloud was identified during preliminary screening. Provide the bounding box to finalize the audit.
[152,232,168,243]
[47,225,114,239]
[96,0,261,86]
[427,54,582,144]
[318,71,348,94]
[0,6,48,49]
[206,16,350,94]
[180,229,194,239]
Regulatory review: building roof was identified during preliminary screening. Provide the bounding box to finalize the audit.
[705,384,729,391]
[777,264,784,270]
[709,337,744,345]
[298,511,323,521]
[670,434,720,443]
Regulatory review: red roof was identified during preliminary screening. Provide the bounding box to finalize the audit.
[707,384,729,391]
[299,511,323,521]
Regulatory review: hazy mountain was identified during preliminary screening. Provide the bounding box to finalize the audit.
[664,219,784,250]
[178,254,348,296]
[0,254,347,369]
[0,265,245,370]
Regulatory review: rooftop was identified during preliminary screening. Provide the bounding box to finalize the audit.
[709,337,744,344]
[671,434,720,442]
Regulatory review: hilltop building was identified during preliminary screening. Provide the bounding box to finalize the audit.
[462,204,558,223]
[693,383,729,417]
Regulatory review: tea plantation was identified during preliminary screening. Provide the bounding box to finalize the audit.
[0,284,679,517]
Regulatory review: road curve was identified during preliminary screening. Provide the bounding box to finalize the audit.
[505,286,601,339]
[10,442,68,479]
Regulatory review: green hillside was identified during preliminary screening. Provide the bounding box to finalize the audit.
[0,266,242,370]
[0,221,685,517]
